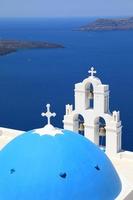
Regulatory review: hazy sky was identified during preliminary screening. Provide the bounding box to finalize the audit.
[1,0,133,18]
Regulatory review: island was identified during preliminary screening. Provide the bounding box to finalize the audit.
[79,17,133,31]
[0,40,64,56]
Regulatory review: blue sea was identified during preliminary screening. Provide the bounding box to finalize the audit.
[0,18,133,151]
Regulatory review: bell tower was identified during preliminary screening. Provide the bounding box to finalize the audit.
[63,67,122,156]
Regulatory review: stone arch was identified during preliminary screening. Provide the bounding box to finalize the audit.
[82,76,101,90]
[73,113,85,136]
[82,77,101,110]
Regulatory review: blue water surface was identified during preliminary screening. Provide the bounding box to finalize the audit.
[0,18,133,150]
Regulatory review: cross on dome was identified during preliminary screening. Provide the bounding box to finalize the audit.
[34,104,62,136]
[88,67,97,77]
[41,104,56,125]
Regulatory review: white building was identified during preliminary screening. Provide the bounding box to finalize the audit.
[63,67,122,156]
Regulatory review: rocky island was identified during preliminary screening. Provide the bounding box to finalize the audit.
[0,40,64,56]
[79,17,133,31]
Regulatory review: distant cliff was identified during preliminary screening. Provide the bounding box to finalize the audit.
[79,17,133,31]
[0,40,64,56]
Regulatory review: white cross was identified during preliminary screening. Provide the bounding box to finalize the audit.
[41,104,56,125]
[88,67,97,77]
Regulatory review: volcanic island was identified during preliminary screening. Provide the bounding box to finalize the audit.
[79,17,133,31]
[0,40,64,56]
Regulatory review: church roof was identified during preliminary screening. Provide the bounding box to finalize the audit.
[0,128,121,200]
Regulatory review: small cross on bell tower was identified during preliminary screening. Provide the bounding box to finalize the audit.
[88,67,97,77]
[41,104,56,126]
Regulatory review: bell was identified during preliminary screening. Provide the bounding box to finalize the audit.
[99,127,106,136]
[88,90,93,99]
[79,123,84,131]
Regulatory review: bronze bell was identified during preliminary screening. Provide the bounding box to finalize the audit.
[99,126,106,136]
[88,90,93,99]
[79,123,84,131]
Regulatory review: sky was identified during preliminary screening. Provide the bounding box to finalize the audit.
[1,0,133,18]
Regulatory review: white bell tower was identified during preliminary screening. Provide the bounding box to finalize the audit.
[63,67,122,156]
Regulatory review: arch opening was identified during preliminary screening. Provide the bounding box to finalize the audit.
[73,114,85,136]
[85,83,94,109]
[95,117,106,151]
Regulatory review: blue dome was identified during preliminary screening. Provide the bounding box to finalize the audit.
[0,129,121,200]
